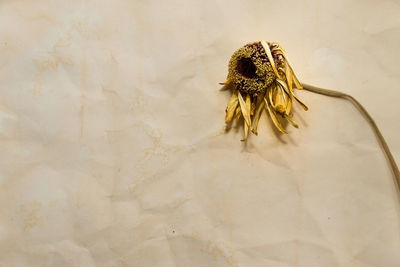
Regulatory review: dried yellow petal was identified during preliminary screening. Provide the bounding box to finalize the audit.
[242,119,249,141]
[284,114,299,128]
[285,61,293,92]
[285,96,292,116]
[293,93,309,111]
[276,79,291,96]
[251,96,265,135]
[265,97,287,134]
[250,101,256,116]
[235,105,241,120]
[225,91,239,123]
[261,41,280,79]
[245,94,251,123]
[269,84,288,114]
[287,62,302,89]
[219,78,230,85]
[238,92,251,127]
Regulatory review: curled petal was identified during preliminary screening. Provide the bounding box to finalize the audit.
[269,83,289,114]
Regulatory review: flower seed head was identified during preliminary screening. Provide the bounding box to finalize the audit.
[227,42,276,96]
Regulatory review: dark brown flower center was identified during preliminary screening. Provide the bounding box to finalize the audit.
[236,57,257,79]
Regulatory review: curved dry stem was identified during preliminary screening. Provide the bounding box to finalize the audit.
[302,83,400,198]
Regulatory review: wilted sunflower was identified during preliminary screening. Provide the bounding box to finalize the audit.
[221,41,308,141]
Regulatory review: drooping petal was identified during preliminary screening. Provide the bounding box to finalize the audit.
[242,119,249,141]
[268,86,275,109]
[276,79,291,96]
[245,94,251,123]
[251,95,265,135]
[285,96,292,116]
[285,61,293,92]
[250,100,256,116]
[225,91,239,123]
[242,94,252,141]
[261,41,280,79]
[264,97,288,134]
[287,62,302,89]
[293,93,309,111]
[235,105,241,120]
[274,80,294,115]
[238,92,251,128]
[284,114,299,128]
[269,83,289,114]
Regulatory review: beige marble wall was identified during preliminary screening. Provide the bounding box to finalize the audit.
[0,0,399,266]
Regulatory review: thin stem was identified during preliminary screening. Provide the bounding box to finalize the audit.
[302,83,400,196]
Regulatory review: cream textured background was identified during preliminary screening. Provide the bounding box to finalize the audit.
[0,0,400,266]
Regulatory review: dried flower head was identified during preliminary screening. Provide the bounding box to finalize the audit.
[221,41,308,141]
